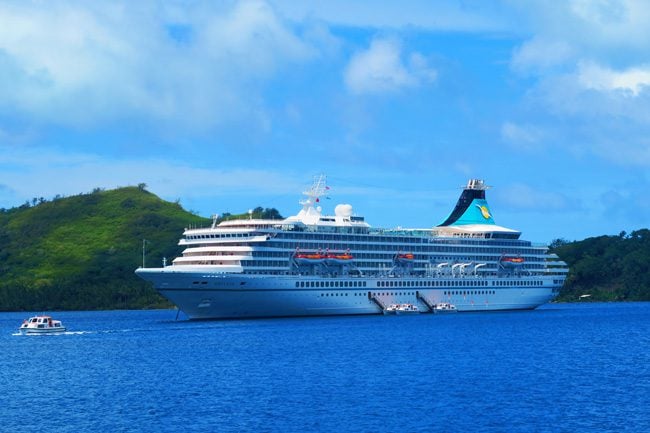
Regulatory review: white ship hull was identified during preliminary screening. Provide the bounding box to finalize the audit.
[136,269,559,319]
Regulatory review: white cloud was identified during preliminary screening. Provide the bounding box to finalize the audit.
[518,72,650,166]
[501,122,544,152]
[495,183,573,212]
[0,1,314,130]
[0,144,303,212]
[270,0,509,32]
[509,1,650,76]
[344,38,436,95]
[505,1,650,167]
[577,61,650,96]
[513,1,650,58]
[511,38,574,74]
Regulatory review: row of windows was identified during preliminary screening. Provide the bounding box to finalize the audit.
[264,240,542,256]
[493,280,543,287]
[184,231,541,254]
[321,292,417,297]
[249,250,543,263]
[297,280,368,288]
[274,231,531,247]
[183,229,538,251]
[186,233,251,240]
[245,259,545,270]
[317,290,498,297]
[444,290,496,296]
[378,280,489,288]
[294,279,544,289]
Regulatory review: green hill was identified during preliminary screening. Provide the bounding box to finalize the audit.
[553,230,650,302]
[0,186,208,310]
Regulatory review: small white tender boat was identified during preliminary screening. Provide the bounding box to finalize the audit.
[433,303,457,314]
[396,303,419,315]
[384,303,400,314]
[19,315,66,334]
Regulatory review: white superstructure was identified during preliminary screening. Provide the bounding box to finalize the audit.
[136,176,568,319]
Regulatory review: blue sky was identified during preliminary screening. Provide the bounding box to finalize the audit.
[2,0,650,243]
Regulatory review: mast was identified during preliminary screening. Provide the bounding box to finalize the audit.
[293,174,329,224]
[300,174,328,208]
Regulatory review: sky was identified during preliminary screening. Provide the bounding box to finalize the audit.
[1,0,650,243]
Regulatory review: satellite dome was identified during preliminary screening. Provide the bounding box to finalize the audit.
[335,204,353,217]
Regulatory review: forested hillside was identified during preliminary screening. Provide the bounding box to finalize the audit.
[553,230,650,301]
[0,186,280,311]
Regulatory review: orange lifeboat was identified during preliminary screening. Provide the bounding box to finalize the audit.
[324,249,354,265]
[395,252,414,263]
[293,249,326,264]
[499,255,524,268]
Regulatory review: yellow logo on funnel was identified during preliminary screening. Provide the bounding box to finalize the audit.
[476,204,491,219]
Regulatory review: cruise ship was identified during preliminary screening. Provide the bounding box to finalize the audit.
[135,177,568,319]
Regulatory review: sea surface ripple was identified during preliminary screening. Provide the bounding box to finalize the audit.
[1,302,649,432]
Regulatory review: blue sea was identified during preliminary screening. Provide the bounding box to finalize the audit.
[2,302,649,433]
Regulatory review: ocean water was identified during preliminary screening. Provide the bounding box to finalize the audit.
[1,302,649,433]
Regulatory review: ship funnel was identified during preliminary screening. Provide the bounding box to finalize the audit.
[438,179,495,227]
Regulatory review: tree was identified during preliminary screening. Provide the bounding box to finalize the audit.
[549,238,569,250]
